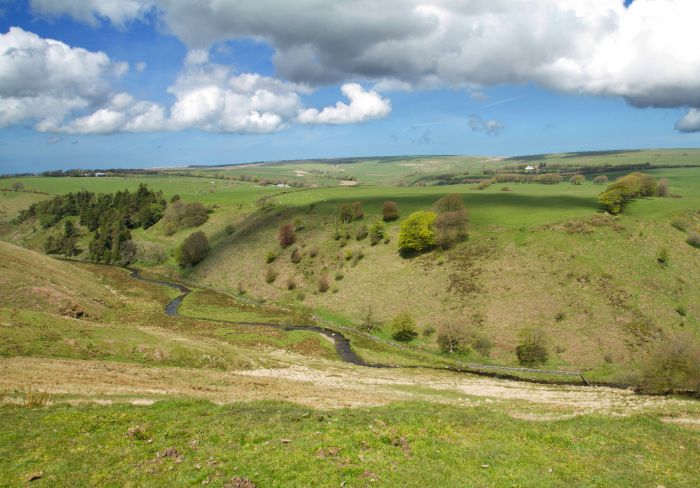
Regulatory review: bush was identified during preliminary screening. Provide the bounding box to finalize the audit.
[656,178,670,197]
[266,250,277,263]
[334,270,344,281]
[340,202,364,223]
[676,304,687,317]
[432,195,468,250]
[638,333,700,395]
[225,224,236,235]
[278,223,296,248]
[163,201,208,231]
[398,211,436,253]
[500,186,511,192]
[355,224,368,240]
[369,221,384,245]
[469,330,494,357]
[598,172,657,214]
[593,175,608,185]
[264,267,278,284]
[286,277,296,290]
[135,241,166,264]
[176,231,210,268]
[318,275,330,293]
[382,201,400,222]
[569,174,585,185]
[687,231,700,248]
[515,328,548,366]
[290,247,302,263]
[308,246,319,258]
[391,312,418,342]
[436,323,469,353]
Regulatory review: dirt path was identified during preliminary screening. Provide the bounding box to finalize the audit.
[1,357,696,417]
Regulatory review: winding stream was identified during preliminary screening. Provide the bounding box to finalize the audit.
[128,269,598,387]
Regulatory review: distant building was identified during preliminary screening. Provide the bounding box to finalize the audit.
[276,183,290,188]
[524,165,535,173]
[94,172,107,177]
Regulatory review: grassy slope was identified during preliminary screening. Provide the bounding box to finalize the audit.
[1,400,699,487]
[2,151,700,379]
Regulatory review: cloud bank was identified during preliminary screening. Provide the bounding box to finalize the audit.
[17,0,700,132]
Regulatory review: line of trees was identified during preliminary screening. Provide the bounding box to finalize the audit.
[598,172,657,215]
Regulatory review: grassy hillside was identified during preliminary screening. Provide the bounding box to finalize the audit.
[2,150,700,384]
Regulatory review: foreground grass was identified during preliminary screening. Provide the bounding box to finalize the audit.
[0,400,698,487]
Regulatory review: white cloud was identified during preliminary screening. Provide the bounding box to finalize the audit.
[0,26,122,128]
[41,0,700,131]
[298,83,391,125]
[675,109,700,133]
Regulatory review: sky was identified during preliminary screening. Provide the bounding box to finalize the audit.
[2,0,700,173]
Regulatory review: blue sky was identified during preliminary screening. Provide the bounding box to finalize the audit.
[1,0,700,173]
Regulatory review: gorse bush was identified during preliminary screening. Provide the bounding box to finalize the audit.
[265,267,278,284]
[515,328,549,366]
[369,221,385,246]
[290,248,302,263]
[318,275,330,293]
[176,231,210,268]
[391,312,418,342]
[598,172,657,215]
[398,211,436,253]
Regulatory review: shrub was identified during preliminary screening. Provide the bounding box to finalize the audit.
[11,181,24,192]
[437,323,469,353]
[135,241,166,264]
[593,175,608,185]
[369,221,385,245]
[638,333,700,394]
[163,201,208,231]
[598,172,657,214]
[657,247,669,267]
[290,247,302,263]
[382,201,400,222]
[318,275,330,292]
[286,277,296,290]
[176,231,210,268]
[398,211,436,253]
[477,180,492,190]
[225,224,236,235]
[676,304,687,317]
[515,328,548,366]
[278,223,296,248]
[119,240,138,266]
[569,174,585,185]
[671,218,688,232]
[170,194,181,203]
[500,186,511,191]
[422,325,436,337]
[687,231,700,248]
[266,250,277,263]
[308,246,319,258]
[391,312,418,342]
[355,224,368,240]
[340,202,364,223]
[432,195,468,250]
[264,267,278,284]
[656,178,670,197]
[469,330,494,357]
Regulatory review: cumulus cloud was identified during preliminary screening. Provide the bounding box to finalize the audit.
[40,0,700,131]
[468,115,504,136]
[298,83,390,125]
[675,109,700,133]
[0,26,123,128]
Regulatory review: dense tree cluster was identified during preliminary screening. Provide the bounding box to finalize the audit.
[598,172,657,215]
[18,184,166,264]
[381,201,400,222]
